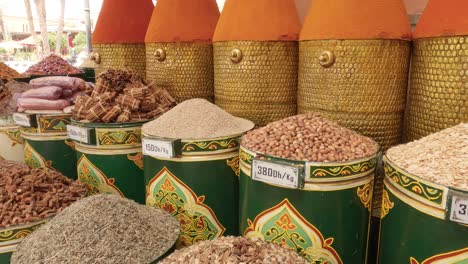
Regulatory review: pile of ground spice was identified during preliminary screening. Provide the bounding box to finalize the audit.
[386,124,467,190]
[11,194,180,264]
[0,62,23,79]
[142,98,255,139]
[160,236,307,263]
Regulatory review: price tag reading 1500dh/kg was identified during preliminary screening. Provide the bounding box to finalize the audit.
[251,159,303,189]
[449,195,468,225]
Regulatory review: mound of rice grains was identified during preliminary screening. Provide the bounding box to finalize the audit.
[387,124,467,190]
[0,160,87,228]
[72,69,176,123]
[242,112,378,162]
[160,236,307,264]
[142,98,255,139]
[12,194,180,264]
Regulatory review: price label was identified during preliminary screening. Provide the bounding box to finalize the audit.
[251,159,303,189]
[449,195,468,225]
[67,125,90,143]
[13,113,33,127]
[142,138,178,158]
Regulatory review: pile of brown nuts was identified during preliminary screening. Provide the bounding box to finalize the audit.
[72,69,176,123]
[0,160,87,228]
[160,236,308,264]
[242,112,378,162]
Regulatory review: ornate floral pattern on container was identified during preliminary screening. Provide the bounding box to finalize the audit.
[0,218,49,254]
[181,137,239,154]
[308,156,377,179]
[226,156,240,176]
[96,128,141,147]
[357,181,373,211]
[77,155,124,197]
[38,115,71,133]
[381,189,394,219]
[243,199,343,263]
[0,128,23,145]
[410,248,468,264]
[24,141,50,168]
[127,152,144,170]
[146,167,225,248]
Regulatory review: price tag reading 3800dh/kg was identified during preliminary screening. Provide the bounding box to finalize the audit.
[449,194,468,225]
[251,159,303,189]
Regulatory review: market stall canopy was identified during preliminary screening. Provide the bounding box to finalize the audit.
[0,41,24,49]
[413,0,468,38]
[145,0,219,43]
[18,36,37,46]
[213,0,301,41]
[92,0,153,43]
[300,0,412,40]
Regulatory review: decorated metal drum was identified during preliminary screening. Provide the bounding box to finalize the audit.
[405,0,468,141]
[145,0,219,102]
[0,218,50,264]
[378,156,468,263]
[69,120,145,204]
[239,145,379,263]
[144,134,242,248]
[0,116,24,162]
[14,112,77,179]
[90,0,153,76]
[213,0,300,126]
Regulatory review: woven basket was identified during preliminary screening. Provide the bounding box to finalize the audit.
[145,42,214,103]
[298,39,410,151]
[92,43,146,77]
[214,41,298,127]
[405,36,468,141]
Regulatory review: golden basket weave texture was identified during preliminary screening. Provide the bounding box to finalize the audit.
[405,36,468,141]
[93,43,146,77]
[146,42,214,103]
[214,41,298,127]
[298,39,410,151]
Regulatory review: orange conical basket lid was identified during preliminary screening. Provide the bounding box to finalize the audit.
[213,0,301,42]
[92,0,154,44]
[145,0,219,43]
[413,0,468,39]
[300,0,411,40]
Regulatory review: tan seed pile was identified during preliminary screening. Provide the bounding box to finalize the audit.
[160,236,307,264]
[242,113,378,162]
[142,98,255,139]
[0,160,87,228]
[12,194,180,264]
[387,124,467,190]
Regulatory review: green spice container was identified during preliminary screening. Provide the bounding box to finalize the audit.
[69,120,146,204]
[142,99,254,248]
[239,113,380,263]
[0,116,24,162]
[14,112,76,179]
[378,124,468,263]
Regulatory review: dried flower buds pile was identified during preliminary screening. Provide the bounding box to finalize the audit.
[72,69,177,123]
[0,160,87,228]
[387,124,467,190]
[24,55,83,76]
[12,195,180,264]
[242,113,378,162]
[160,236,308,264]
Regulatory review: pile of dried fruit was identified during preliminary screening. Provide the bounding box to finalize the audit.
[72,69,177,123]
[24,54,83,76]
[12,194,180,264]
[387,124,467,190]
[0,81,31,116]
[142,98,254,139]
[16,76,86,112]
[160,236,307,263]
[242,112,378,162]
[0,62,23,79]
[0,160,87,228]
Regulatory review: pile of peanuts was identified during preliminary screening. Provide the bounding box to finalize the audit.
[242,113,378,162]
[0,160,87,228]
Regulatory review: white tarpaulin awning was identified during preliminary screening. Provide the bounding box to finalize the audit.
[0,41,24,49]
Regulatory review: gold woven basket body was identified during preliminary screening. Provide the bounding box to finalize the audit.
[213,41,298,127]
[405,36,468,141]
[298,39,410,150]
[92,43,146,77]
[146,42,214,102]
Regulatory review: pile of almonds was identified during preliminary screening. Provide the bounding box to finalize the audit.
[72,69,176,123]
[0,160,87,228]
[160,236,307,264]
[242,113,378,162]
